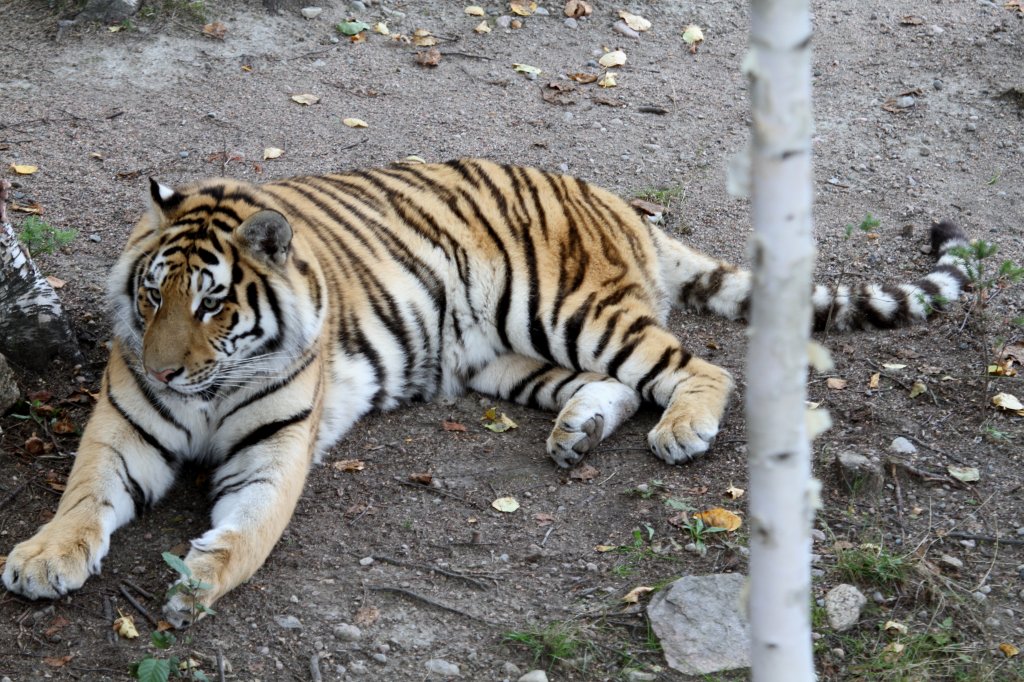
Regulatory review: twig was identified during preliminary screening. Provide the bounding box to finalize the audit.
[885,457,954,485]
[0,482,27,511]
[371,555,492,589]
[286,45,340,61]
[438,50,493,60]
[103,595,116,644]
[121,579,155,601]
[309,654,322,682]
[540,523,556,547]
[903,435,968,465]
[890,462,905,541]
[217,650,226,682]
[396,478,479,507]
[347,504,373,526]
[945,531,1024,547]
[368,586,492,624]
[118,585,159,628]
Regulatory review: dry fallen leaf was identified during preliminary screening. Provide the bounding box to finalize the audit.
[622,586,655,603]
[10,164,38,175]
[869,372,880,389]
[416,48,442,67]
[465,5,485,16]
[563,0,592,18]
[569,464,600,481]
[999,643,1020,658]
[354,606,380,627]
[618,10,651,32]
[291,93,320,106]
[900,15,924,25]
[947,465,980,483]
[909,381,927,399]
[441,419,467,432]
[884,620,909,635]
[569,72,598,84]
[52,417,76,434]
[263,147,284,160]
[113,612,139,639]
[25,434,45,456]
[512,63,542,76]
[882,363,907,370]
[724,484,745,500]
[474,20,491,34]
[343,118,369,128]
[693,507,742,532]
[401,155,427,164]
[409,472,433,485]
[510,1,535,16]
[992,392,1024,413]
[373,22,390,35]
[534,512,555,526]
[491,496,520,513]
[481,407,518,432]
[202,21,227,39]
[333,459,366,472]
[827,377,848,390]
[599,50,627,68]
[46,275,66,289]
[598,72,617,88]
[682,24,704,53]
[43,655,74,668]
[594,544,617,552]
[413,28,438,46]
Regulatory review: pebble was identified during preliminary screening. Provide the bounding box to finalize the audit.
[496,15,513,29]
[1016,527,1024,536]
[811,529,827,543]
[626,672,657,682]
[929,24,944,35]
[275,615,302,629]
[584,59,599,68]
[334,623,362,641]
[518,671,549,682]
[825,584,867,631]
[889,437,917,454]
[613,20,641,39]
[933,79,943,90]
[564,18,578,28]
[525,72,537,81]
[349,660,368,675]
[919,147,930,157]
[960,539,976,548]
[350,0,366,11]
[895,96,916,109]
[179,150,189,158]
[534,7,549,15]
[940,555,964,570]
[972,591,987,603]
[289,594,299,603]
[502,662,522,676]
[359,556,375,566]
[300,6,322,19]
[89,233,102,242]
[372,653,387,664]
[585,561,598,572]
[425,658,460,677]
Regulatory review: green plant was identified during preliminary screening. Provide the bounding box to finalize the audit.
[680,516,727,556]
[843,212,881,238]
[504,621,591,669]
[626,480,668,499]
[130,552,213,681]
[636,185,685,208]
[836,544,907,589]
[17,216,77,257]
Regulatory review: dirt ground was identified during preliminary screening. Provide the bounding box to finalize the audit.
[1,0,1023,680]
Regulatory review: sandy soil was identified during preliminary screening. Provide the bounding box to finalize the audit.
[1,0,1023,680]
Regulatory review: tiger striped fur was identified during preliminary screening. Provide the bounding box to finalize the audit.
[1,159,970,624]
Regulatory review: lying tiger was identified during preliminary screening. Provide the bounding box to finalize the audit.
[2,159,969,625]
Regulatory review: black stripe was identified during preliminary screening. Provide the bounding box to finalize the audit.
[217,352,319,426]
[636,347,676,402]
[223,408,313,464]
[211,477,273,506]
[107,386,178,467]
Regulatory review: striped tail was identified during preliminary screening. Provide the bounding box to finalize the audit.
[654,221,971,332]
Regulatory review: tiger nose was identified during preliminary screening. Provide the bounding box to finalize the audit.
[148,367,183,384]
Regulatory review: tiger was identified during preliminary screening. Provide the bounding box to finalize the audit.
[1,159,970,625]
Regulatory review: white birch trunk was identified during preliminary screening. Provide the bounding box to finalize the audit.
[745,0,816,679]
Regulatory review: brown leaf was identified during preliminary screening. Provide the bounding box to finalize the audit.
[27,389,53,403]
[827,377,848,390]
[591,95,625,107]
[202,21,228,39]
[415,47,442,67]
[51,417,76,434]
[333,459,366,472]
[46,276,66,289]
[621,586,654,603]
[12,201,43,214]
[409,472,433,485]
[569,464,600,481]
[44,615,70,637]
[569,72,598,84]
[157,620,174,631]
[354,605,380,627]
[442,419,467,432]
[541,85,577,106]
[630,198,667,216]
[869,372,880,389]
[43,655,74,667]
[534,512,555,526]
[563,0,592,18]
[45,470,66,492]
[899,15,924,25]
[692,507,742,532]
[25,434,45,456]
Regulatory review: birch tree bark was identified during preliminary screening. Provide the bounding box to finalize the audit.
[744,0,816,679]
[0,180,80,371]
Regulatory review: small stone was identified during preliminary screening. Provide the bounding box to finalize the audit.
[979,585,992,595]
[525,72,537,81]
[895,96,915,108]
[584,59,599,68]
[496,15,513,28]
[889,437,917,454]
[372,653,387,664]
[300,6,322,19]
[940,555,964,571]
[275,659,284,670]
[333,623,362,641]
[518,671,548,682]
[289,594,299,603]
[502,661,522,676]
[534,7,549,15]
[929,24,944,35]
[972,591,987,603]
[872,591,885,604]
[919,147,930,157]
[179,150,189,158]
[625,672,657,682]
[831,647,846,659]
[1016,527,1024,536]
[349,660,368,675]
[425,658,460,677]
[275,615,302,629]
[557,163,570,173]
[825,584,867,632]
[359,556,375,566]
[985,617,1001,628]
[811,529,827,543]
[613,19,640,39]
[563,17,577,28]
[959,539,975,548]
[585,562,599,572]
[349,0,366,11]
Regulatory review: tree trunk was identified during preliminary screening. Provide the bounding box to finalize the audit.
[745,0,816,680]
[0,180,80,371]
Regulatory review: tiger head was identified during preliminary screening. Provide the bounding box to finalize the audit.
[109,178,323,397]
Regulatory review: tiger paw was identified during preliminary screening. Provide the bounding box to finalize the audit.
[547,380,640,468]
[2,532,100,599]
[647,410,720,465]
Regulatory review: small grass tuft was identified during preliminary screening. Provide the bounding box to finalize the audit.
[836,544,907,589]
[503,621,591,668]
[17,216,77,257]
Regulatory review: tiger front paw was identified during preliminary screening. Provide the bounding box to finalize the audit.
[647,409,720,465]
[2,530,102,600]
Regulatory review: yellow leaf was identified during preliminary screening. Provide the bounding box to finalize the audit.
[884,620,908,635]
[999,643,1020,658]
[594,544,617,552]
[598,72,617,88]
[869,372,880,389]
[827,377,847,390]
[291,93,320,106]
[465,5,485,16]
[491,496,520,513]
[10,164,38,175]
[622,586,654,603]
[263,147,284,160]
[682,24,704,52]
[510,2,534,16]
[333,459,365,472]
[909,381,927,398]
[343,118,369,128]
[947,465,979,483]
[992,392,1024,412]
[413,28,438,46]
[474,20,491,33]
[598,50,627,68]
[693,508,742,532]
[373,22,390,35]
[618,10,651,32]
[89,151,103,160]
[112,613,139,639]
[724,484,745,500]
[512,63,542,76]
[482,406,498,421]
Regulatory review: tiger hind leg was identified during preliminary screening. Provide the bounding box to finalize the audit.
[467,354,640,468]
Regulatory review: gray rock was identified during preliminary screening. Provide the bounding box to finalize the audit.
[0,353,18,414]
[895,96,916,108]
[501,661,522,677]
[300,6,322,19]
[179,150,189,158]
[889,437,917,454]
[496,15,513,29]
[89,233,102,242]
[625,672,657,681]
[425,658,460,677]
[275,615,302,629]
[333,623,362,641]
[517,671,548,682]
[835,451,884,495]
[613,20,641,39]
[563,18,577,28]
[825,584,866,631]
[940,555,963,571]
[647,573,750,675]
[533,7,549,15]
[349,0,366,11]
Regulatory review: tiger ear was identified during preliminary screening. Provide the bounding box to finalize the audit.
[237,210,292,267]
[149,178,182,214]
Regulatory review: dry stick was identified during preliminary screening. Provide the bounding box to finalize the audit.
[368,586,492,625]
[903,434,969,465]
[395,478,479,507]
[118,585,159,628]
[217,650,226,682]
[540,523,556,547]
[371,555,493,589]
[886,457,955,485]
[890,462,906,541]
[946,531,1024,547]
[103,595,116,644]
[121,579,155,601]
[347,504,373,526]
[0,482,27,511]
[438,50,493,60]
[309,654,322,682]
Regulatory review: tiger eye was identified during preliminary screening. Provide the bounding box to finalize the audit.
[201,296,220,311]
